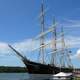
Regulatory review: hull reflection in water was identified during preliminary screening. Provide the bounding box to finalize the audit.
[29,74,52,80]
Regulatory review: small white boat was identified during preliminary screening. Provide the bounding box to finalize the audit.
[50,72,73,80]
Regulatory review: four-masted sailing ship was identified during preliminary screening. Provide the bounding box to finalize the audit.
[8,0,73,74]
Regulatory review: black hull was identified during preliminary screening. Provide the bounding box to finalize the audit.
[23,60,73,74]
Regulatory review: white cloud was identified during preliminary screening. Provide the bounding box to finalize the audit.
[0,36,80,55]
[65,36,80,48]
[0,42,10,54]
[13,39,35,52]
[0,39,40,55]
[76,50,80,59]
[71,49,80,59]
[61,18,80,27]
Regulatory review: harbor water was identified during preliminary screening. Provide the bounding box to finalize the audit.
[0,73,74,80]
[0,73,29,80]
[0,73,51,80]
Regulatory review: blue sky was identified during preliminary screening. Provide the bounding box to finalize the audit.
[0,0,80,68]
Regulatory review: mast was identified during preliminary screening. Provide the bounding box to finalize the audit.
[60,27,73,68]
[51,17,57,65]
[60,26,65,67]
[39,0,45,63]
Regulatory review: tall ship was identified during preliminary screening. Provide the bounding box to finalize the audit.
[8,0,73,74]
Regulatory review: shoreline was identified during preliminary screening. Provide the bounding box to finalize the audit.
[0,66,27,73]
